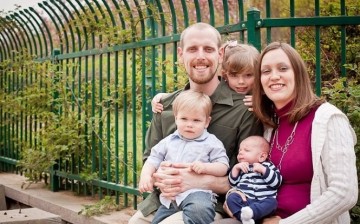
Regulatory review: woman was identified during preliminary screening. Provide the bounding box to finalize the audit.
[251,42,357,224]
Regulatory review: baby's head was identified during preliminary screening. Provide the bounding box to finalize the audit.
[173,90,212,139]
[237,136,269,164]
[222,42,259,94]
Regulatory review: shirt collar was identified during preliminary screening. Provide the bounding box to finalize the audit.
[172,129,209,142]
[210,78,237,106]
[181,78,238,106]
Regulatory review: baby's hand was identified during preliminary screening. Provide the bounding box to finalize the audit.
[236,162,250,173]
[243,95,253,111]
[151,93,165,113]
[253,162,266,175]
[190,161,207,174]
[138,175,154,194]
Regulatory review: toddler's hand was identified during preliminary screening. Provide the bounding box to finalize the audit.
[138,175,154,194]
[190,161,207,174]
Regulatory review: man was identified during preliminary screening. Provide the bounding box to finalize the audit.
[129,22,263,224]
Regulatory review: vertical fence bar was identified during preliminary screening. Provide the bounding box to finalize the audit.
[290,0,295,47]
[167,1,178,92]
[50,48,61,192]
[247,7,261,51]
[314,0,321,96]
[265,0,271,43]
[340,0,346,77]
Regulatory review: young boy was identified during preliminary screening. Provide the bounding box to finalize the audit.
[224,136,282,224]
[138,90,229,224]
[151,41,259,113]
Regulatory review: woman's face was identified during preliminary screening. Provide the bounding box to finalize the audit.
[260,49,295,109]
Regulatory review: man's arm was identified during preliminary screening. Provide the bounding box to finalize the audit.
[143,91,179,162]
[143,113,164,162]
[153,163,231,198]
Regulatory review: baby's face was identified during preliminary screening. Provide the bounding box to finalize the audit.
[225,68,254,94]
[237,140,266,164]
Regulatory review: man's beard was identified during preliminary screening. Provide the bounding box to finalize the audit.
[187,63,220,84]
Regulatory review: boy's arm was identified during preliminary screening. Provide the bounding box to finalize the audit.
[190,161,228,177]
[138,162,156,193]
[151,93,171,113]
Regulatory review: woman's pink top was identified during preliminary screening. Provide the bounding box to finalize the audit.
[270,102,317,218]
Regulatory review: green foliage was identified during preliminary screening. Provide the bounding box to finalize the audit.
[322,74,360,222]
[78,196,118,217]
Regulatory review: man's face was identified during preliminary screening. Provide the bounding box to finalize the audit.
[178,28,223,84]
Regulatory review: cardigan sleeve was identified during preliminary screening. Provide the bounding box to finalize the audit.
[280,103,358,224]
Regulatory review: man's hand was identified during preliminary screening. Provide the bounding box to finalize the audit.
[153,162,190,199]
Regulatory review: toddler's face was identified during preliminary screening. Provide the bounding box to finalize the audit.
[175,109,210,140]
[225,68,254,94]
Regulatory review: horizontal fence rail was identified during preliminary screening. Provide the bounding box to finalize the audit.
[0,0,359,210]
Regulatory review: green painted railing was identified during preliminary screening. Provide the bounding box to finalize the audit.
[0,0,359,210]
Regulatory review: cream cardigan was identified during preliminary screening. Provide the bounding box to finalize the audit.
[264,102,358,224]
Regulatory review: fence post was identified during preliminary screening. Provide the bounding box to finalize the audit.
[145,0,158,121]
[247,7,262,51]
[50,48,60,192]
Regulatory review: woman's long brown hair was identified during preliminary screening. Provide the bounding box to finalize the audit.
[252,42,325,128]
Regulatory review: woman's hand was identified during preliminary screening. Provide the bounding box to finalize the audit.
[262,215,281,224]
[223,201,234,218]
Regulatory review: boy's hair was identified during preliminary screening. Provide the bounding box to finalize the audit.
[241,136,270,154]
[180,22,222,48]
[173,90,212,117]
[222,43,259,74]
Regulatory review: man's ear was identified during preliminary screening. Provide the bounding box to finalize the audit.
[218,46,224,64]
[177,47,183,64]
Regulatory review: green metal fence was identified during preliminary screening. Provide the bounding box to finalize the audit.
[0,0,359,210]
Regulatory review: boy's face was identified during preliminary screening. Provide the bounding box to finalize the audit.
[177,27,223,85]
[224,67,254,94]
[237,140,267,164]
[175,108,210,140]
